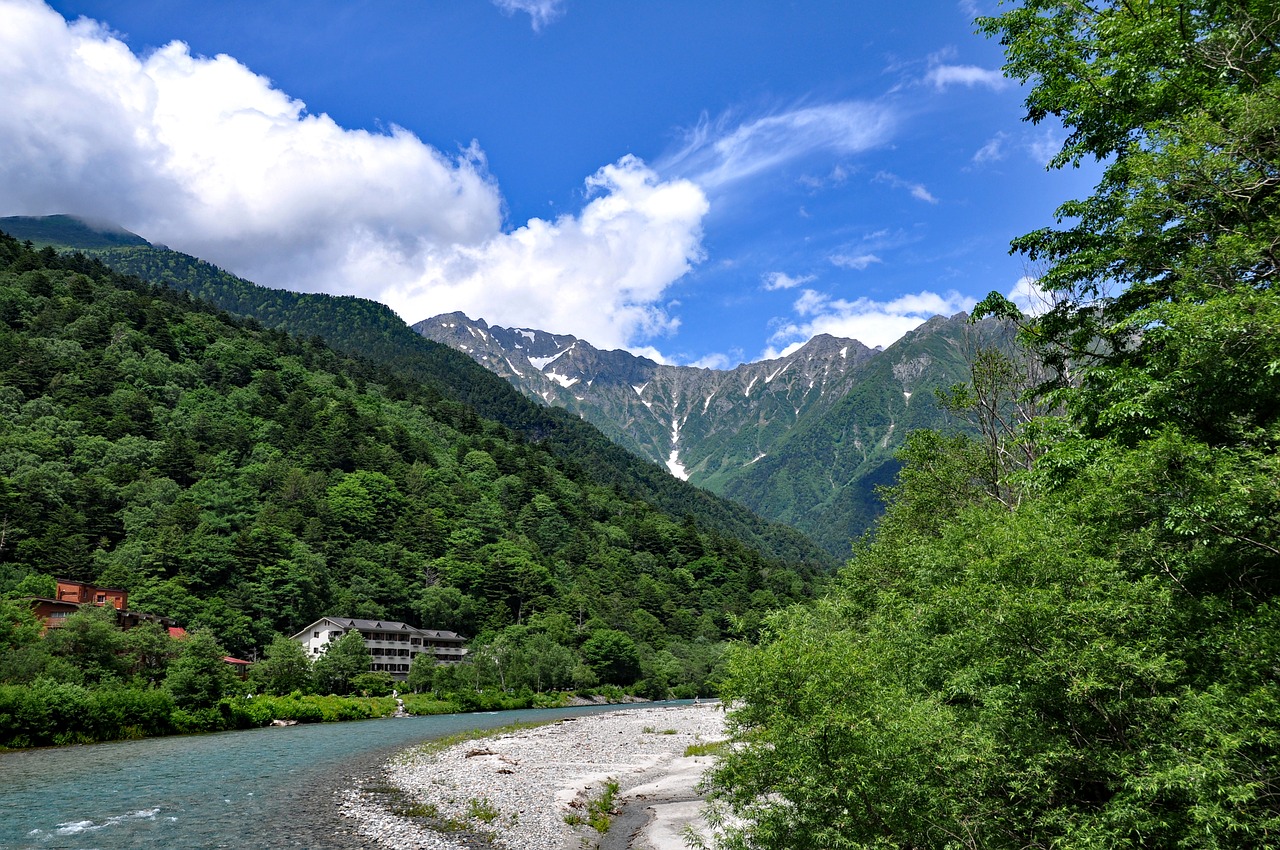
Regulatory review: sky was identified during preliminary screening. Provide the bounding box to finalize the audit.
[0,0,1095,366]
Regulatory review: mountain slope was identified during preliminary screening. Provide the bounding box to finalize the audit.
[719,313,1011,553]
[0,215,833,570]
[415,312,877,486]
[0,229,825,677]
[417,310,999,555]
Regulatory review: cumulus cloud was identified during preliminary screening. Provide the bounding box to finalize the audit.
[688,351,738,370]
[0,0,709,354]
[491,0,565,31]
[765,288,976,353]
[380,156,708,350]
[1026,127,1064,166]
[762,271,814,291]
[1007,275,1057,317]
[661,102,896,189]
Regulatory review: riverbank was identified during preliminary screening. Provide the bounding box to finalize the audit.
[340,702,726,849]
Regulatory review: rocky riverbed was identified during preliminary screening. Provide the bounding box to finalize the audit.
[339,703,726,850]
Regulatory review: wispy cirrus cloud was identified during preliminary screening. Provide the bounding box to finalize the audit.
[922,46,1008,91]
[661,102,897,190]
[829,252,882,271]
[491,0,565,31]
[972,132,1007,164]
[875,171,938,204]
[762,271,815,291]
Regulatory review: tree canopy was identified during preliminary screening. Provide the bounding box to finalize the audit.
[703,2,1280,847]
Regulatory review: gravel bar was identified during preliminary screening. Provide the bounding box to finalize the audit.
[340,703,726,849]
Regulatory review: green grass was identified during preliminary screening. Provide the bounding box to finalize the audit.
[567,779,618,833]
[684,739,730,757]
[466,797,501,823]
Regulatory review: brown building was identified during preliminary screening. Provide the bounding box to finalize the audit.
[28,579,175,632]
[53,579,128,610]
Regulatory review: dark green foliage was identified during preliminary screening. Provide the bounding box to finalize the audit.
[249,634,312,696]
[164,630,237,709]
[0,230,821,720]
[311,630,370,695]
[706,2,1280,847]
[43,604,129,686]
[580,629,641,686]
[0,681,176,748]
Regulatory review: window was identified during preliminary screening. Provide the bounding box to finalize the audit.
[96,594,106,604]
[313,631,319,638]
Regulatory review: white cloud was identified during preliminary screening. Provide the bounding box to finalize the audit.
[875,171,938,204]
[829,253,882,271]
[762,271,815,291]
[662,102,896,189]
[925,64,1009,91]
[1007,275,1056,317]
[972,132,1007,164]
[1026,128,1063,166]
[0,1,710,355]
[380,156,709,351]
[798,163,850,190]
[688,351,735,370]
[491,0,565,31]
[767,288,976,351]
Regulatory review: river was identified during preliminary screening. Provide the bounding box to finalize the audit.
[0,702,653,849]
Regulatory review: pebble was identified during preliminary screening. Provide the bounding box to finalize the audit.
[340,703,725,849]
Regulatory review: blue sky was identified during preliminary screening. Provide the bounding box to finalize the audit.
[1,0,1093,365]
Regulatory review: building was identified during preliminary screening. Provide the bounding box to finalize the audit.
[53,578,128,609]
[290,617,467,680]
[28,579,177,632]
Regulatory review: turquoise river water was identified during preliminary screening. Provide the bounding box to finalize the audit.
[0,702,652,849]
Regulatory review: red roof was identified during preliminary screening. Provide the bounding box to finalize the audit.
[222,656,252,666]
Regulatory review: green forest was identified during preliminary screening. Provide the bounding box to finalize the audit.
[704,2,1280,847]
[64,236,830,569]
[0,233,825,746]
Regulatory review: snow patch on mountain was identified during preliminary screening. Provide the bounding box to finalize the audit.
[666,414,688,480]
[529,343,575,370]
[547,371,579,388]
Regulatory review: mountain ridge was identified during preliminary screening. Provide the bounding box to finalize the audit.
[0,214,834,569]
[416,309,1004,554]
[414,312,880,483]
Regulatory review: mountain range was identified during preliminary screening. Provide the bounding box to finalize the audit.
[0,213,830,568]
[415,310,1006,555]
[5,213,1006,557]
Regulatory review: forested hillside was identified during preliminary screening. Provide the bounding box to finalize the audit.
[705,1,1280,847]
[0,222,830,570]
[0,233,822,699]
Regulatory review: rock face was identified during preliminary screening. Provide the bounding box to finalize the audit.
[415,311,1001,554]
[414,313,877,485]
